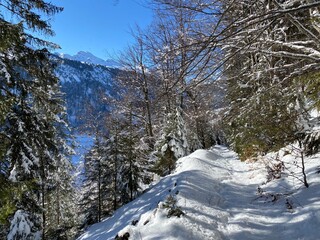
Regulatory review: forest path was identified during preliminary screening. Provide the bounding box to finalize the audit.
[78,145,320,240]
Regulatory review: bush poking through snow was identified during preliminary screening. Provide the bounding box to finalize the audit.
[131,220,138,226]
[266,161,285,182]
[115,232,130,240]
[255,186,295,211]
[162,195,185,218]
[167,207,185,218]
[285,199,293,210]
[163,195,176,208]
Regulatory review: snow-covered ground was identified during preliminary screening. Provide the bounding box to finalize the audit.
[77,145,320,240]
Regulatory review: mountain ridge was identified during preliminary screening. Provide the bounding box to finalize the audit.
[52,54,120,131]
[56,51,120,68]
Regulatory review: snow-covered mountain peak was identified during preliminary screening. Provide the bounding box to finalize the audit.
[57,51,120,68]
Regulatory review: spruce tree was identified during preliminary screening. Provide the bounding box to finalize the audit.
[79,129,123,226]
[117,108,146,203]
[153,107,189,176]
[80,140,105,225]
[0,0,77,239]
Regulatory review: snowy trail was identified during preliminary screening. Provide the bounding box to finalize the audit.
[78,146,320,240]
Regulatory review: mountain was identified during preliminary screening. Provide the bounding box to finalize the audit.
[77,145,320,240]
[53,53,122,165]
[53,54,121,132]
[57,51,120,68]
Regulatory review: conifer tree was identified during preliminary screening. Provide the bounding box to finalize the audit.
[79,124,124,226]
[106,114,147,209]
[80,140,106,225]
[153,107,189,176]
[0,0,77,239]
[117,105,147,203]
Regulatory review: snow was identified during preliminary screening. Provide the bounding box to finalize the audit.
[57,51,120,68]
[0,58,11,82]
[7,211,31,240]
[55,57,114,87]
[77,145,320,240]
[7,210,41,240]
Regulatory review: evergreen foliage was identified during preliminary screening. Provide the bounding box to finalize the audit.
[153,107,189,176]
[7,210,41,240]
[79,112,150,226]
[80,139,107,225]
[9,0,317,235]
[0,0,78,239]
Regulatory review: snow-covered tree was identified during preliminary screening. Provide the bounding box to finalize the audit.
[152,107,189,176]
[0,0,78,238]
[45,153,78,239]
[222,0,320,160]
[7,210,41,240]
[79,136,113,225]
[117,106,149,203]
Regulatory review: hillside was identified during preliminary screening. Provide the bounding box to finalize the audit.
[77,145,320,240]
[53,55,120,131]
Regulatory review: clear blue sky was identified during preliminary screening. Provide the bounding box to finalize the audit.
[45,0,153,59]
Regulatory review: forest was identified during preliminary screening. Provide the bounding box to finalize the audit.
[1,0,320,239]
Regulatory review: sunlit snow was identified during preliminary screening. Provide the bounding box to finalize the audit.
[78,145,320,240]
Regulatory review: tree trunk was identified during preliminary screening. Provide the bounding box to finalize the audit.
[129,109,134,201]
[42,178,46,240]
[98,161,101,222]
[57,183,60,226]
[40,155,46,240]
[113,131,118,211]
[298,139,309,188]
[141,69,153,138]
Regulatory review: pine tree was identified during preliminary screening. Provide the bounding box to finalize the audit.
[46,153,78,239]
[7,210,41,240]
[1,49,68,239]
[0,1,78,239]
[105,115,145,210]
[117,107,146,203]
[102,123,123,213]
[79,128,123,226]
[153,107,189,176]
[79,136,113,225]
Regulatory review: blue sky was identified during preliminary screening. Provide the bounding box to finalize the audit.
[45,0,153,59]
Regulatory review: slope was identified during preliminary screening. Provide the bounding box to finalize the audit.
[77,145,320,240]
[53,55,120,131]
